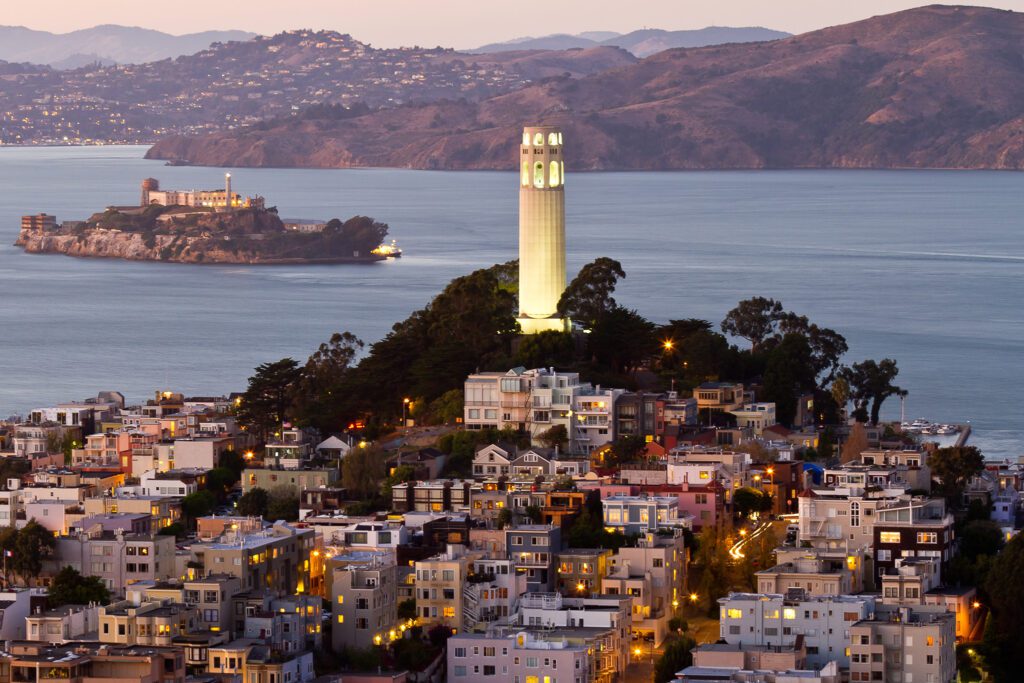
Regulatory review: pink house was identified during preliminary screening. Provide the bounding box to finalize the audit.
[639,480,725,530]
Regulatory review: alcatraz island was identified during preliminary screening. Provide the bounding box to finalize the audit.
[15,174,400,264]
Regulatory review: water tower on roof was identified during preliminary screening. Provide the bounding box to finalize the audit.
[517,125,569,334]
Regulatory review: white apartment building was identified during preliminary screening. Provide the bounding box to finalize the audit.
[718,591,876,669]
[603,531,686,645]
[464,367,623,454]
[447,631,591,683]
[601,495,682,535]
[465,557,524,630]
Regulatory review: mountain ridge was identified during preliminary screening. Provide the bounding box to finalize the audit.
[0,24,256,67]
[146,5,1024,171]
[472,26,792,57]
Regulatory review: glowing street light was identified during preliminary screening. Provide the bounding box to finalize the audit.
[689,592,699,603]
[402,397,411,428]
[632,647,642,658]
[576,582,586,593]
[662,340,674,351]
[739,529,748,537]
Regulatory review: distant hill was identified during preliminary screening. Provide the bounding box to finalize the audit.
[472,26,791,57]
[0,29,636,144]
[0,24,256,67]
[146,5,1024,171]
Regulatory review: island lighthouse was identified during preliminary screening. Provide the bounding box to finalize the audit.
[517,126,569,334]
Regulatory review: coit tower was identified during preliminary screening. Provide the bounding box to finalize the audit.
[518,125,568,334]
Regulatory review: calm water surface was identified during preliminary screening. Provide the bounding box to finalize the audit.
[0,146,1021,457]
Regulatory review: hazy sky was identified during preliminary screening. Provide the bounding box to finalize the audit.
[5,0,1023,47]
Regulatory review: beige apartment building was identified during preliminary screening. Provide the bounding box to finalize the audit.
[99,598,199,646]
[849,605,956,683]
[52,530,176,596]
[332,552,398,649]
[415,545,477,634]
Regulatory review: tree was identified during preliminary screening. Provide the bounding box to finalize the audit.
[524,505,543,524]
[236,358,303,441]
[237,487,270,517]
[294,332,364,431]
[721,297,783,351]
[514,331,577,370]
[266,486,300,522]
[960,520,1004,560]
[47,566,111,608]
[536,424,568,450]
[929,446,985,503]
[159,522,186,539]
[761,333,816,426]
[0,527,16,587]
[181,490,216,522]
[654,636,696,683]
[556,257,626,327]
[830,377,850,417]
[603,435,647,467]
[421,389,464,425]
[205,467,238,501]
[588,305,657,375]
[496,508,513,530]
[838,359,907,424]
[341,445,387,500]
[694,525,735,616]
[397,598,417,620]
[732,487,769,519]
[12,520,55,584]
[981,534,1024,681]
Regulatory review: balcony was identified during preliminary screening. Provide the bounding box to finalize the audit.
[520,592,563,610]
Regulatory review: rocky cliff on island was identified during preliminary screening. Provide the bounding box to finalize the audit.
[16,205,391,265]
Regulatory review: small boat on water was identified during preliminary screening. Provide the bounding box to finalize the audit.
[372,240,403,258]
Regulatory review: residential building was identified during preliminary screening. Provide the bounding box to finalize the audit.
[693,383,749,423]
[332,552,398,650]
[516,592,632,678]
[601,495,683,535]
[554,548,613,596]
[52,530,176,596]
[463,367,622,453]
[871,498,955,581]
[508,525,562,592]
[755,553,856,596]
[190,521,314,594]
[718,590,876,669]
[7,642,186,683]
[26,604,100,643]
[447,631,591,683]
[465,556,524,630]
[848,604,956,683]
[603,530,686,644]
[415,544,474,633]
[99,598,199,646]
[391,479,477,513]
[242,466,339,496]
[729,403,778,436]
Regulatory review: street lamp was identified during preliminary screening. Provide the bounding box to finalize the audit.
[402,397,411,428]
[689,592,699,603]
[663,340,674,351]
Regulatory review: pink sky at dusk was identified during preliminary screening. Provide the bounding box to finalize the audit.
[3,0,1021,47]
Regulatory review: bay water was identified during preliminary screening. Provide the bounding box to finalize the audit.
[0,146,1020,457]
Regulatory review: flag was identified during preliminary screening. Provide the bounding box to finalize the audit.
[3,550,11,558]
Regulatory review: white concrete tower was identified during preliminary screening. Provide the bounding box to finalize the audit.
[224,173,232,211]
[518,125,569,334]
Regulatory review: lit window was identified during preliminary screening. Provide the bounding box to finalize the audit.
[726,608,742,619]
[880,532,901,544]
[534,162,545,188]
[549,161,560,187]
[521,161,530,186]
[548,132,558,145]
[534,133,544,146]
[558,133,563,145]
[523,132,531,146]
[783,608,796,620]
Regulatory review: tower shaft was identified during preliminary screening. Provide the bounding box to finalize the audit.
[517,126,568,334]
